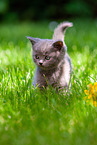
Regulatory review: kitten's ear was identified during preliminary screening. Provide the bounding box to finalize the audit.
[53,40,63,51]
[26,36,40,45]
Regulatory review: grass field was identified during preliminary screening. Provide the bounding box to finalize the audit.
[0,19,97,145]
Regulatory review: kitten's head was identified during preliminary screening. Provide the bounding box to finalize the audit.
[27,37,66,70]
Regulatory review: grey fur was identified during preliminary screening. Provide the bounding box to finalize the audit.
[27,22,73,91]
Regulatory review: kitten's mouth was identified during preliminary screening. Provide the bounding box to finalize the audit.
[38,64,45,69]
[39,63,44,68]
[38,64,56,70]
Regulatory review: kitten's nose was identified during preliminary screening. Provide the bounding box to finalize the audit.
[39,60,43,65]
[39,62,43,65]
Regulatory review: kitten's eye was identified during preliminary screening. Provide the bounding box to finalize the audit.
[35,55,39,59]
[45,56,51,60]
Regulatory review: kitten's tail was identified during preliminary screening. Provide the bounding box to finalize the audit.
[53,22,73,42]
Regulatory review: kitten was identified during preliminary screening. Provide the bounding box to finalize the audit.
[27,22,73,92]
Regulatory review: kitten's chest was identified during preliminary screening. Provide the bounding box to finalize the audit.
[38,68,61,87]
[48,70,60,84]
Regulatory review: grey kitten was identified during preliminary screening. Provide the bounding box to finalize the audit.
[27,22,73,91]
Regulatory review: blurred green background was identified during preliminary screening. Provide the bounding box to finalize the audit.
[0,0,97,22]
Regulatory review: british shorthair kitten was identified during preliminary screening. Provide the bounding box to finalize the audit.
[27,22,73,92]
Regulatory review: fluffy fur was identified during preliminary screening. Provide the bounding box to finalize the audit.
[27,22,73,91]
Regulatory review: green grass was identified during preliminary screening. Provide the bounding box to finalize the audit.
[0,19,97,145]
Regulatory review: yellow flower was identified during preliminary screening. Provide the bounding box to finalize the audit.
[93,101,97,107]
[88,94,92,99]
[94,82,97,86]
[94,82,97,92]
[89,83,93,90]
[90,86,95,95]
[91,99,94,106]
[84,82,97,107]
[84,90,89,95]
